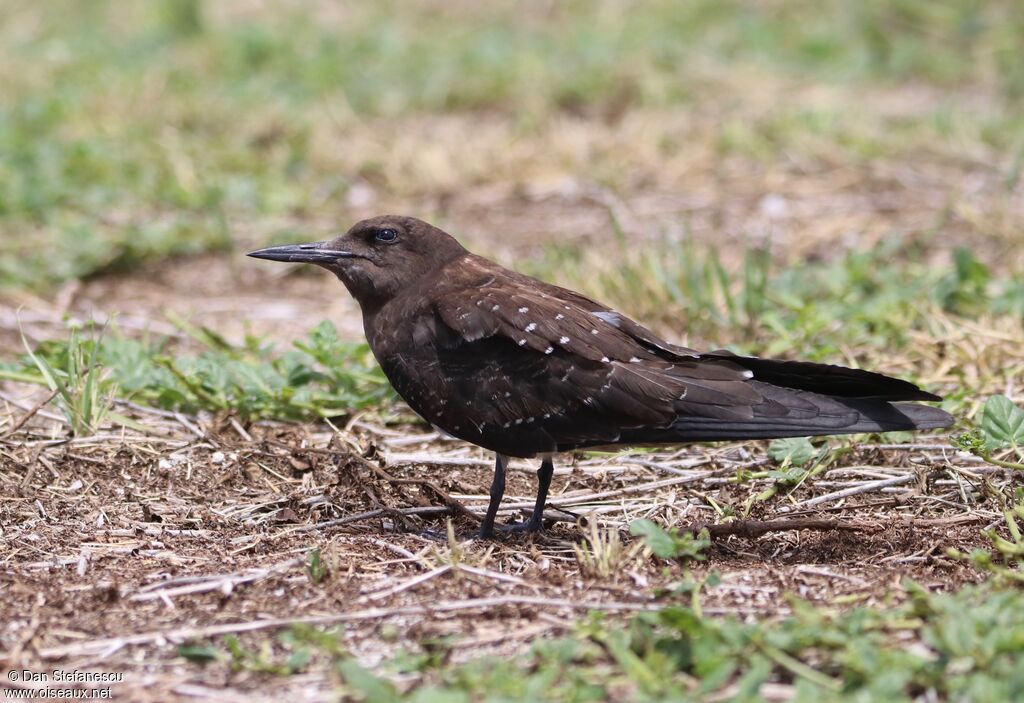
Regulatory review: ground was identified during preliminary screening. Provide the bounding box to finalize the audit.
[0,406,1000,700]
[2,2,1024,701]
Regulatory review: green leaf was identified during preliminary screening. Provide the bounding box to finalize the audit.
[981,395,1024,450]
[178,643,222,663]
[286,648,311,672]
[629,519,679,559]
[307,547,328,584]
[409,688,471,703]
[338,660,400,703]
[768,437,815,467]
[629,520,710,561]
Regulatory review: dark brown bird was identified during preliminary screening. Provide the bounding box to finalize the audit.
[249,215,953,538]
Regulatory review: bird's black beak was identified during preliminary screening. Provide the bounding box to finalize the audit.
[247,242,357,264]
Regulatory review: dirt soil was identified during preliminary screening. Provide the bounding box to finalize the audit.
[0,378,1002,701]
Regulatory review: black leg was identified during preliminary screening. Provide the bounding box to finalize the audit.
[497,457,554,534]
[479,453,508,538]
[524,457,554,531]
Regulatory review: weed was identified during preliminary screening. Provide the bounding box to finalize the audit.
[629,519,711,563]
[573,519,643,580]
[178,624,348,676]
[289,581,1024,701]
[952,495,1024,584]
[953,395,1024,471]
[1,320,393,421]
[767,437,817,467]
[15,323,124,436]
[307,548,328,585]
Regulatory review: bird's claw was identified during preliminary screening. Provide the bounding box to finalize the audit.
[477,519,544,539]
[497,520,544,534]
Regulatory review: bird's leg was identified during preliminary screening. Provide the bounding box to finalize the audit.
[499,456,554,534]
[478,453,508,539]
[524,456,554,531]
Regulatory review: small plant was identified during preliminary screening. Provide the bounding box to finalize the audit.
[307,548,329,584]
[0,320,394,422]
[951,492,1024,583]
[954,395,1024,471]
[629,519,711,562]
[178,625,347,676]
[767,437,816,467]
[573,519,643,579]
[19,324,118,436]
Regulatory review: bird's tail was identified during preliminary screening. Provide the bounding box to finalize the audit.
[622,385,953,444]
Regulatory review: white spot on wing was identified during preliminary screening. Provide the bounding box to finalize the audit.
[591,329,599,335]
[555,313,564,320]
[518,339,527,346]
[559,336,570,344]
[492,304,500,311]
[629,356,642,363]
[525,322,537,332]
[600,356,610,362]
[518,306,529,313]
[544,346,554,354]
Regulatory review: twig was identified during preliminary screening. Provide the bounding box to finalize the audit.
[0,389,67,425]
[696,518,871,539]
[129,559,301,602]
[284,506,456,534]
[364,565,451,601]
[366,538,421,562]
[363,461,483,524]
[786,475,918,510]
[1,388,60,437]
[457,564,527,586]
[34,595,664,660]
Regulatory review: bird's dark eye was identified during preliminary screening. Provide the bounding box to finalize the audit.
[374,228,398,243]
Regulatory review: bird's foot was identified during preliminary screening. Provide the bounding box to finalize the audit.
[477,519,544,540]
[496,519,544,534]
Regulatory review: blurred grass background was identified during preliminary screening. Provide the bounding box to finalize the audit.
[2,0,1023,288]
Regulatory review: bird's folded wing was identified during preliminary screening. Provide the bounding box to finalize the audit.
[433,282,698,363]
[433,289,764,433]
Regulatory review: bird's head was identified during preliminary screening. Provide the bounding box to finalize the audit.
[248,215,467,310]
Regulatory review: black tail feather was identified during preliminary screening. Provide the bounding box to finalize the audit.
[705,352,941,401]
[619,391,953,445]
